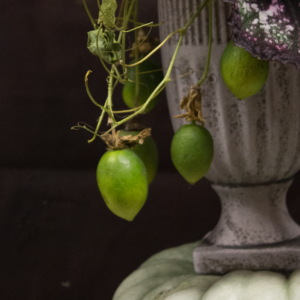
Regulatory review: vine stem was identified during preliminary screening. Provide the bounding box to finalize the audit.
[134,0,140,108]
[81,0,212,140]
[88,99,108,143]
[72,125,101,137]
[116,18,162,27]
[185,0,210,28]
[85,0,137,143]
[87,69,115,143]
[125,30,178,67]
[107,70,116,124]
[122,22,153,33]
[124,0,210,69]
[125,25,153,54]
[117,0,126,26]
[85,70,141,114]
[82,0,97,29]
[120,0,137,74]
[105,34,184,133]
[103,0,212,134]
[121,0,128,75]
[197,0,212,86]
[85,71,108,111]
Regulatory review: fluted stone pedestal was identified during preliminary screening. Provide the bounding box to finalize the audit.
[158,0,300,274]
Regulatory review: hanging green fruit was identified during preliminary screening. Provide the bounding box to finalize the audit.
[171,86,213,185]
[171,122,214,185]
[122,58,164,113]
[220,40,269,100]
[96,148,148,221]
[119,130,158,184]
[96,128,152,221]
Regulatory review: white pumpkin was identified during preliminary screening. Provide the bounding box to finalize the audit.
[113,242,300,300]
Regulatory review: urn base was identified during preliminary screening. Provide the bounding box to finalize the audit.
[193,238,300,275]
[193,179,300,274]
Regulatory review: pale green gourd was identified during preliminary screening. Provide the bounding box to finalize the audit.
[113,242,300,300]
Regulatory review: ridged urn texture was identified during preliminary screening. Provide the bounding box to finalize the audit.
[158,0,300,248]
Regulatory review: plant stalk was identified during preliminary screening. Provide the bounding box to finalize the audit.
[197,0,212,86]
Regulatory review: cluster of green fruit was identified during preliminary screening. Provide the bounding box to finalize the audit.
[96,39,270,222]
[171,40,270,186]
[97,58,162,221]
[97,130,159,221]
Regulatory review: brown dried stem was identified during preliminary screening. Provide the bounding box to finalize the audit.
[101,127,151,150]
[174,85,204,125]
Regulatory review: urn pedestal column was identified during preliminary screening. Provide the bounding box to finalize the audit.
[158,0,300,274]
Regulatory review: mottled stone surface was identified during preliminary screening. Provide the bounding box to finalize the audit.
[158,0,300,186]
[158,0,300,273]
[206,180,300,246]
[194,238,300,275]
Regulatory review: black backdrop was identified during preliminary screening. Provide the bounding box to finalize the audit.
[0,0,300,299]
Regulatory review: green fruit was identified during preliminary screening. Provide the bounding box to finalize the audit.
[220,40,269,100]
[96,148,148,221]
[122,59,164,113]
[171,122,214,184]
[119,130,159,184]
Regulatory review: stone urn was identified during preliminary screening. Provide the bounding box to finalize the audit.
[158,0,300,274]
[112,1,300,299]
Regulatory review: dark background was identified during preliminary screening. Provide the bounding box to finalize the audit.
[0,0,300,299]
